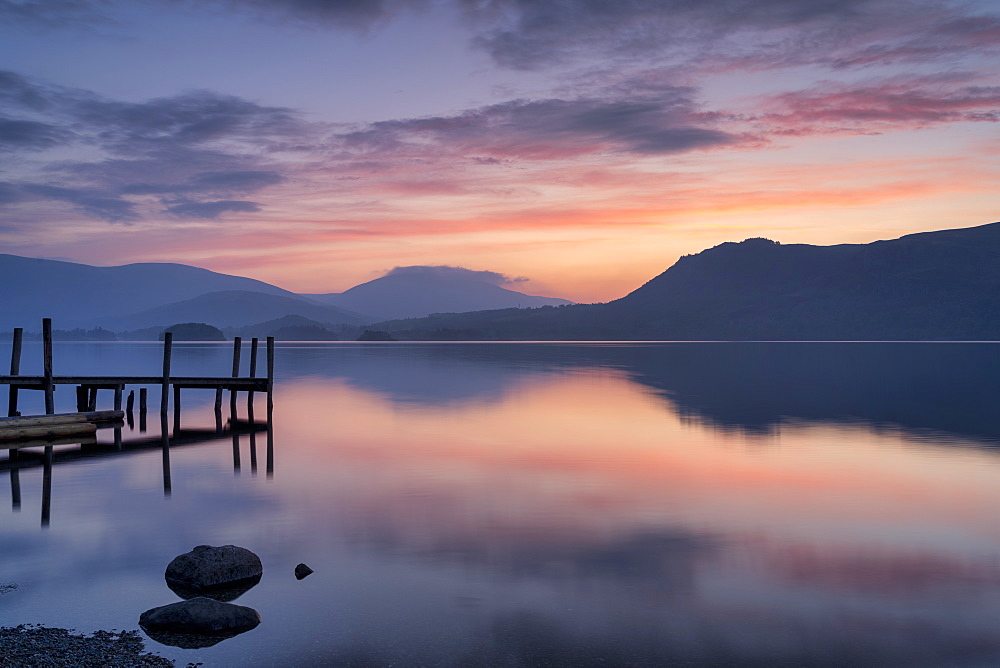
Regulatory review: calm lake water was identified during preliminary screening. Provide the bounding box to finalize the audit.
[3,341,1000,666]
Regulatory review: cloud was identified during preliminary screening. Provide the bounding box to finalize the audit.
[119,170,285,195]
[758,75,1000,134]
[456,0,1000,75]
[164,199,261,219]
[458,0,878,69]
[338,91,739,160]
[0,0,111,29]
[0,71,304,223]
[214,0,424,28]
[0,70,53,110]
[385,265,527,285]
[0,118,74,150]
[20,183,138,221]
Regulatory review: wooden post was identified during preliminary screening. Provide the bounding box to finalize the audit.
[76,386,87,412]
[247,337,258,411]
[139,387,148,413]
[229,336,241,424]
[42,318,54,414]
[232,337,242,377]
[88,387,97,412]
[113,385,123,411]
[7,327,22,417]
[126,390,135,414]
[160,332,172,416]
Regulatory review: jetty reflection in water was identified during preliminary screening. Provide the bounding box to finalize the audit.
[1,390,272,527]
[3,342,1000,665]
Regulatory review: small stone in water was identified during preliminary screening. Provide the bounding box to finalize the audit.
[294,563,314,580]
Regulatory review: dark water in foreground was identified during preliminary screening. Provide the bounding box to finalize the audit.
[3,341,1000,666]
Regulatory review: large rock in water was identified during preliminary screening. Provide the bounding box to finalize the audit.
[165,545,262,598]
[139,597,260,645]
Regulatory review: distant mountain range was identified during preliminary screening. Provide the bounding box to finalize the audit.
[104,290,369,330]
[304,266,571,320]
[8,221,1000,340]
[373,221,1000,341]
[0,255,572,334]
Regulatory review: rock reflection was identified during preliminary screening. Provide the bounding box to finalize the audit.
[165,575,262,603]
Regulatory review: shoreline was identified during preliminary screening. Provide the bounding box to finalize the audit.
[0,624,174,668]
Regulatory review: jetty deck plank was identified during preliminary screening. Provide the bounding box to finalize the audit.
[0,375,269,390]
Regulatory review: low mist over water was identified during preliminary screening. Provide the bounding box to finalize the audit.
[3,342,1000,665]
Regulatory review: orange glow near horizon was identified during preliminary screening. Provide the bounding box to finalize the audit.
[260,369,1000,553]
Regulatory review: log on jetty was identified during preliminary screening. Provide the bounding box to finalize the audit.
[0,411,123,442]
[0,411,123,427]
[0,422,97,442]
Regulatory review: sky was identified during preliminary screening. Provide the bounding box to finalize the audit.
[1,0,999,302]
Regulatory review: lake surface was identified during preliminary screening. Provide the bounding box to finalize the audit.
[3,341,1000,666]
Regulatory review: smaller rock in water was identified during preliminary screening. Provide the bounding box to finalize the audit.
[0,583,18,595]
[165,545,262,596]
[140,597,261,635]
[294,563,314,580]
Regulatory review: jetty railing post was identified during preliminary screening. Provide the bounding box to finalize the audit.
[114,385,123,412]
[247,337,258,412]
[229,337,241,424]
[249,338,258,377]
[126,390,135,414]
[160,332,172,418]
[7,327,22,417]
[231,336,242,378]
[42,318,54,414]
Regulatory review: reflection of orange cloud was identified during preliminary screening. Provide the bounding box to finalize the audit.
[272,370,1000,548]
[756,540,1000,595]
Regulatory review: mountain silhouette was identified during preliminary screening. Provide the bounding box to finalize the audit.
[0,254,297,330]
[374,221,1000,340]
[106,290,369,330]
[0,255,574,332]
[305,265,572,320]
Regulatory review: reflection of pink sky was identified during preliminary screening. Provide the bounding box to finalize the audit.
[272,369,1000,584]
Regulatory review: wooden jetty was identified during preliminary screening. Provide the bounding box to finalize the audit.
[0,318,273,418]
